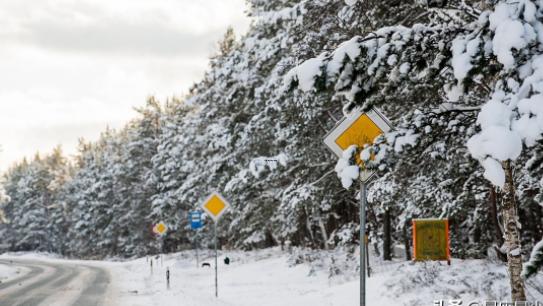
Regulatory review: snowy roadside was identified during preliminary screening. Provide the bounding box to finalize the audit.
[108,247,366,306]
[2,248,542,306]
[94,247,543,306]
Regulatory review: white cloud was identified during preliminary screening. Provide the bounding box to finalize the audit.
[0,0,250,170]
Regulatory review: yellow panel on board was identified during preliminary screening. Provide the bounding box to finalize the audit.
[335,114,383,166]
[412,219,450,262]
[335,114,384,150]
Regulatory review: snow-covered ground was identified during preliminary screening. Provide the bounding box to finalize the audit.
[2,248,543,306]
[109,248,360,306]
[108,248,543,306]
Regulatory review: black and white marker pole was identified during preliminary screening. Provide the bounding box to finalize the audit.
[166,267,170,290]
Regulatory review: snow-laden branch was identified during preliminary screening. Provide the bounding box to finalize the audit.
[285,0,543,189]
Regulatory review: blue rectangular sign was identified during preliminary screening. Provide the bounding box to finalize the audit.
[190,211,203,230]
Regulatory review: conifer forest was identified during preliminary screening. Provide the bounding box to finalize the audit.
[1,1,543,305]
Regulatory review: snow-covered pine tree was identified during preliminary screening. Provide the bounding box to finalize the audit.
[0,150,70,253]
[115,98,162,256]
[0,159,29,251]
[286,0,543,300]
[1,1,542,278]
[42,146,72,254]
[147,99,198,251]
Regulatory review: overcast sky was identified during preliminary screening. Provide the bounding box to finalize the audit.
[0,0,250,171]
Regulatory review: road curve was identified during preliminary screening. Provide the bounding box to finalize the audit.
[0,259,111,306]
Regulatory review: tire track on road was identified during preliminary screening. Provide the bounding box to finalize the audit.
[16,264,80,306]
[0,260,112,306]
[72,265,110,306]
[0,260,67,306]
[0,260,45,292]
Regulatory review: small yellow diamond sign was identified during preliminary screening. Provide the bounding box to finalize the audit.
[201,192,230,222]
[154,221,167,236]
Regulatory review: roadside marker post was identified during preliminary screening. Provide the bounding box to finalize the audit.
[166,267,170,290]
[201,192,230,298]
[323,108,392,306]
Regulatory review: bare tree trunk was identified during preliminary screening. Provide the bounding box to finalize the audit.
[383,208,392,261]
[489,186,507,262]
[501,160,526,302]
[317,217,329,250]
[402,219,411,261]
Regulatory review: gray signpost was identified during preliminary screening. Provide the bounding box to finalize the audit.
[214,222,218,297]
[360,180,367,305]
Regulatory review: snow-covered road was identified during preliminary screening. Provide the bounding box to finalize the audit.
[0,259,110,306]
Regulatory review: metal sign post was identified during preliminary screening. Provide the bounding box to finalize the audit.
[201,192,230,298]
[214,221,218,297]
[360,180,367,306]
[195,233,200,268]
[323,107,392,306]
[196,239,200,268]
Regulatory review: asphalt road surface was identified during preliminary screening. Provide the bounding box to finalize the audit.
[0,259,110,306]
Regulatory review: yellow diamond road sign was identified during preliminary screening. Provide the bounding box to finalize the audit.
[154,221,167,236]
[323,108,392,181]
[201,192,230,222]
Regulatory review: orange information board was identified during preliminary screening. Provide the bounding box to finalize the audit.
[412,219,450,263]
